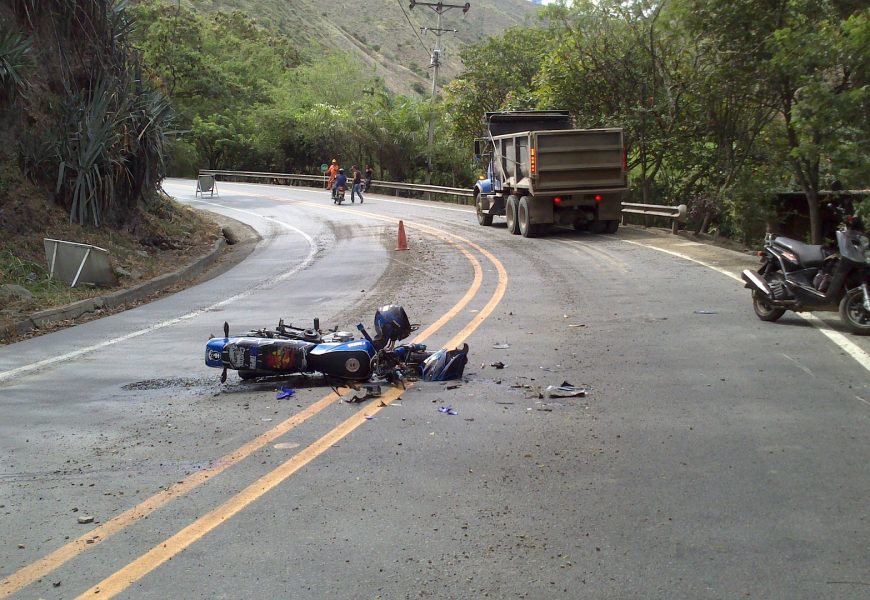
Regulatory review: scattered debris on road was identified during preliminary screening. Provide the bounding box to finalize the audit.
[275,387,295,399]
[491,361,505,369]
[492,342,510,349]
[346,383,382,403]
[545,382,588,398]
[438,405,459,415]
[77,516,94,524]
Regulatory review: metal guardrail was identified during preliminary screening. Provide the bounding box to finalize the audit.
[621,202,688,234]
[198,169,474,200]
[198,170,692,235]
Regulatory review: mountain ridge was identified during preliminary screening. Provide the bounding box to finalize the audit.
[182,0,541,95]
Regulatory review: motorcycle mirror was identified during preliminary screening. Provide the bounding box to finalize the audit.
[314,317,320,331]
[223,321,229,338]
[356,323,373,343]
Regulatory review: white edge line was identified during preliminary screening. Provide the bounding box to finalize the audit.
[0,202,317,384]
[621,238,870,373]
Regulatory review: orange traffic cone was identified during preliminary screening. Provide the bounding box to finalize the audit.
[395,220,409,251]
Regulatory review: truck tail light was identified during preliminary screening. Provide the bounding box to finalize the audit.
[554,196,562,205]
[530,147,536,174]
[594,194,603,202]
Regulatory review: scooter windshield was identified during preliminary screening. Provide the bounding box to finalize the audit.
[837,230,869,263]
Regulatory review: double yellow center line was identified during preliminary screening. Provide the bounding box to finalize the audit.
[2,199,507,598]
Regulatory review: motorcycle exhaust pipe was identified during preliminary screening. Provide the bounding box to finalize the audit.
[741,269,773,298]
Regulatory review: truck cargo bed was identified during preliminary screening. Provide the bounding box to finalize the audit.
[492,128,627,194]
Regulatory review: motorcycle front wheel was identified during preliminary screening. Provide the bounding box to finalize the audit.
[752,290,786,322]
[839,288,870,335]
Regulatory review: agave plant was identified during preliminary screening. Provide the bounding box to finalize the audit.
[55,77,125,226]
[118,77,172,213]
[0,28,32,104]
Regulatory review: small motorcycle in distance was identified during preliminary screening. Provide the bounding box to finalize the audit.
[741,210,870,334]
[333,185,347,205]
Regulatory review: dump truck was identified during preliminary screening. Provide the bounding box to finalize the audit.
[473,110,628,237]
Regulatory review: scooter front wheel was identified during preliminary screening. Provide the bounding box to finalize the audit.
[752,291,786,322]
[839,288,870,335]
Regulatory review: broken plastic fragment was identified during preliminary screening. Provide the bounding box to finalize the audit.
[276,387,295,399]
[345,384,382,403]
[491,361,505,369]
[438,406,459,415]
[545,381,588,398]
[694,310,718,315]
[362,384,382,397]
[492,342,510,349]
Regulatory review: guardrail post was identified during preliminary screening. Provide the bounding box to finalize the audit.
[673,204,688,234]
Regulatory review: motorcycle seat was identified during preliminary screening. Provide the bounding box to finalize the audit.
[771,236,827,267]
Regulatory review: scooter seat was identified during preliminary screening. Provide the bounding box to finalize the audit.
[772,236,826,267]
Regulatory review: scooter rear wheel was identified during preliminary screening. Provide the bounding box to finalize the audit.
[839,288,870,335]
[752,290,786,322]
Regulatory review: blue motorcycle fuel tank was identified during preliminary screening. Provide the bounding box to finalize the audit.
[307,339,375,380]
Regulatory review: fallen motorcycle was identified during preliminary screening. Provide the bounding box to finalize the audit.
[205,305,469,383]
[741,211,870,334]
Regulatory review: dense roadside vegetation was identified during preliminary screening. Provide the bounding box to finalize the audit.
[445,0,870,244]
[1,0,868,282]
[0,0,217,332]
[132,0,868,245]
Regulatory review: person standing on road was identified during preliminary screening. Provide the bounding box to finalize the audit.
[364,164,373,193]
[326,159,339,195]
[351,165,364,204]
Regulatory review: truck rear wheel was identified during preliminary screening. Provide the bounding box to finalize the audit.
[605,219,619,234]
[518,196,537,238]
[505,195,520,234]
[476,196,493,226]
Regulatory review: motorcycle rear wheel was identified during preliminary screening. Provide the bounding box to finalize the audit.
[752,290,786,322]
[839,288,870,335]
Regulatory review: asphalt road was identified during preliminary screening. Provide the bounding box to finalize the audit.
[1,179,868,600]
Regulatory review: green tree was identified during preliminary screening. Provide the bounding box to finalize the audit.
[680,0,870,243]
[443,26,549,146]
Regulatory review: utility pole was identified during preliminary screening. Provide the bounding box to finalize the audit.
[409,0,470,185]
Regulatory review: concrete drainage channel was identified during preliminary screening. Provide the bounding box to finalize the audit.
[6,221,257,338]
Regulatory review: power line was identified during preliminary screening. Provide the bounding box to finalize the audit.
[408,0,471,185]
[396,0,431,54]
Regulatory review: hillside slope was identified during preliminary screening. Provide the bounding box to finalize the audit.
[186,0,541,95]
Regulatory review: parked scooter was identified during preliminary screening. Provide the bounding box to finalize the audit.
[741,209,870,334]
[205,305,469,383]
